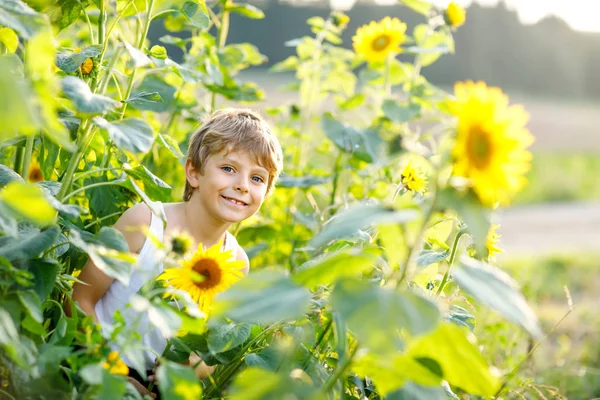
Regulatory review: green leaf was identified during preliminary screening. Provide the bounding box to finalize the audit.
[0,0,47,39]
[207,321,251,354]
[181,1,209,30]
[294,248,378,289]
[277,175,329,188]
[56,45,102,73]
[123,91,163,105]
[398,0,432,16]
[322,113,374,162]
[0,164,24,187]
[123,165,171,201]
[0,225,60,261]
[130,296,182,338]
[18,290,42,323]
[416,249,449,269]
[310,203,418,248]
[269,55,298,72]
[454,257,542,338]
[0,182,57,227]
[407,323,499,396]
[157,361,202,400]
[93,117,154,154]
[133,75,177,112]
[62,77,120,115]
[331,279,439,354]
[0,27,19,53]
[47,0,91,30]
[122,39,152,68]
[125,178,168,223]
[226,3,264,19]
[244,347,281,371]
[68,229,136,285]
[229,366,317,400]
[157,133,184,158]
[439,189,490,254]
[28,258,59,301]
[382,100,421,123]
[116,0,146,17]
[213,270,311,324]
[94,227,129,252]
[337,93,365,110]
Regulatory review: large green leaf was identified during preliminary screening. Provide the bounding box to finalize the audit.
[382,100,421,123]
[310,203,418,248]
[225,3,264,19]
[123,165,171,201]
[331,279,439,354]
[294,248,378,289]
[132,75,176,112]
[207,320,251,354]
[47,0,91,30]
[18,290,42,323]
[122,39,153,68]
[93,117,154,154]
[213,270,311,324]
[229,366,318,400]
[181,1,209,29]
[277,175,329,188]
[0,164,23,187]
[454,257,542,338]
[28,258,59,301]
[122,91,163,105]
[0,0,47,39]
[68,229,136,284]
[55,45,102,73]
[407,323,499,396]
[322,113,375,162]
[62,77,120,115]
[157,361,202,400]
[130,296,182,338]
[398,0,432,16]
[0,181,56,227]
[0,225,59,262]
[416,249,449,269]
[386,382,446,400]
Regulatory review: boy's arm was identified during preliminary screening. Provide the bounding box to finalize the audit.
[236,245,250,276]
[68,203,152,321]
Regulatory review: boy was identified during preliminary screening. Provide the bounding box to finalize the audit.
[71,108,283,397]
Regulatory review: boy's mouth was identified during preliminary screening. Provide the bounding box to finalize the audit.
[221,195,248,206]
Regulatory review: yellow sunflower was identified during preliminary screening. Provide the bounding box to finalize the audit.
[352,16,407,63]
[79,57,94,75]
[28,159,44,183]
[485,224,503,258]
[448,80,534,206]
[103,351,129,375]
[158,241,245,314]
[445,2,466,28]
[401,162,427,194]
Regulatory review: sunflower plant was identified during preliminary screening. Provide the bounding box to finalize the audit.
[0,0,559,399]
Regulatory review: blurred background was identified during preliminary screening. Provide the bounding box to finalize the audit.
[149,0,600,396]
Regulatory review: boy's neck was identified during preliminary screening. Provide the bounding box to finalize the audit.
[175,200,231,248]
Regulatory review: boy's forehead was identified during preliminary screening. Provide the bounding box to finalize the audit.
[217,149,268,171]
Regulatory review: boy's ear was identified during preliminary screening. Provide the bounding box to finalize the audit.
[184,160,200,188]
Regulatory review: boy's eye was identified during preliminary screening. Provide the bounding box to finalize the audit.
[221,166,234,173]
[252,176,265,183]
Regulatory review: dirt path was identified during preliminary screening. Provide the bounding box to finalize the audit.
[497,201,600,256]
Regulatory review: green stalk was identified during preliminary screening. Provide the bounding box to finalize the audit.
[321,343,358,394]
[147,340,172,393]
[436,227,467,295]
[120,0,155,118]
[57,120,94,200]
[13,145,24,176]
[62,179,124,202]
[329,152,343,211]
[384,54,392,97]
[20,135,35,180]
[211,0,231,111]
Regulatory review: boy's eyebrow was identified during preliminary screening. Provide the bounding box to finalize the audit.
[221,156,269,175]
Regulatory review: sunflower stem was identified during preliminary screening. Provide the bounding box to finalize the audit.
[20,135,35,181]
[436,227,468,295]
[321,342,358,394]
[384,54,392,97]
[211,0,231,112]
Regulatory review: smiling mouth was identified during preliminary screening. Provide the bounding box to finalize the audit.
[221,195,248,206]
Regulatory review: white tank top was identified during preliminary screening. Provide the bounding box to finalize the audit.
[95,201,238,369]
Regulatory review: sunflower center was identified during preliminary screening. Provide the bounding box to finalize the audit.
[467,127,493,169]
[371,35,391,51]
[192,258,222,289]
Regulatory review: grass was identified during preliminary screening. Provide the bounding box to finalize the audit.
[476,253,600,398]
[513,152,600,205]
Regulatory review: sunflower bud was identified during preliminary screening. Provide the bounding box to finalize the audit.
[445,2,466,28]
[27,160,44,183]
[170,231,194,255]
[331,11,349,28]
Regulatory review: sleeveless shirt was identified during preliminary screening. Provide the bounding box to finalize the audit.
[95,201,238,369]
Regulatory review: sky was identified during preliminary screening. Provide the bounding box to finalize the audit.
[327,0,600,32]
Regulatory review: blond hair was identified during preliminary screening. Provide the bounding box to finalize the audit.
[183,108,283,201]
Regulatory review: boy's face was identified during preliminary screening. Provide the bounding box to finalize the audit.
[187,149,269,224]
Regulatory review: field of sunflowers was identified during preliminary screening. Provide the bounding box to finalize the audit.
[0,0,571,398]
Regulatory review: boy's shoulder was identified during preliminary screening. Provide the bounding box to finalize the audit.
[113,203,153,253]
[233,241,250,275]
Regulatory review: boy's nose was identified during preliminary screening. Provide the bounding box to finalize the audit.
[235,183,248,193]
